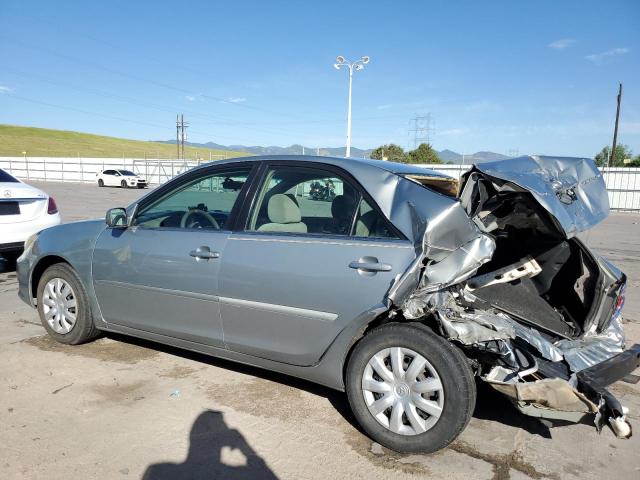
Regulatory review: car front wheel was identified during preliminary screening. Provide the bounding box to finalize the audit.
[98,179,104,187]
[346,323,476,453]
[121,180,128,188]
[36,263,99,345]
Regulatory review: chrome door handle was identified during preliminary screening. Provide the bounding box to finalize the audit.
[189,246,220,260]
[349,257,392,272]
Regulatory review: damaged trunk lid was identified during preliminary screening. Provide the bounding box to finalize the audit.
[459,155,610,239]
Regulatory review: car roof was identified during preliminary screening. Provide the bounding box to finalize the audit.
[196,155,453,179]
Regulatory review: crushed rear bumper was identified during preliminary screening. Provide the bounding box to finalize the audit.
[577,343,640,436]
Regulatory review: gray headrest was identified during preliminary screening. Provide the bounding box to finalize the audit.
[268,194,302,224]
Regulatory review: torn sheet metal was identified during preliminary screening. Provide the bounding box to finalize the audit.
[486,374,598,414]
[461,155,609,239]
[439,308,515,344]
[556,313,626,372]
[387,201,495,309]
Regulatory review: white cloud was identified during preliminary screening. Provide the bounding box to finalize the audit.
[0,85,13,94]
[227,97,247,103]
[185,95,196,101]
[585,47,630,64]
[376,104,394,110]
[548,39,575,50]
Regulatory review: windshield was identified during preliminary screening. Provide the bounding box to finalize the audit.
[0,169,19,183]
[118,170,137,176]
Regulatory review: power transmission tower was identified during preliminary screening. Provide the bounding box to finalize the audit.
[175,114,189,160]
[408,114,433,149]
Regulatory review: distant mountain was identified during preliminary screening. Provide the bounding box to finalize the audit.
[158,140,373,158]
[158,139,513,163]
[435,149,511,163]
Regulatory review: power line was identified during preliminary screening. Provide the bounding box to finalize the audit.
[0,35,325,122]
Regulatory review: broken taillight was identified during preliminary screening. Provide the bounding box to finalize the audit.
[47,197,58,214]
[614,284,626,315]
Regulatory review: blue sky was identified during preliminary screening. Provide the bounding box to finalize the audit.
[0,0,638,157]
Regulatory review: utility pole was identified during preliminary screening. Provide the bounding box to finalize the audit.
[181,114,189,161]
[176,114,189,160]
[609,83,623,167]
[408,114,433,149]
[176,114,180,160]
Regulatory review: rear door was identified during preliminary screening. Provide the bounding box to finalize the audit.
[92,164,255,347]
[219,162,416,366]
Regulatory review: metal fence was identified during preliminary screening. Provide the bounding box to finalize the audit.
[1,157,639,212]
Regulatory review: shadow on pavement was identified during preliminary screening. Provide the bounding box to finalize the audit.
[472,381,553,438]
[142,410,278,480]
[105,333,550,440]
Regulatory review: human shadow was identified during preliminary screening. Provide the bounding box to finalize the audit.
[142,410,277,480]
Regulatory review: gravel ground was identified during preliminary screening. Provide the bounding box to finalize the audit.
[1,181,639,480]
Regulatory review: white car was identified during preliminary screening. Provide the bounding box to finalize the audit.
[0,169,61,259]
[96,169,148,189]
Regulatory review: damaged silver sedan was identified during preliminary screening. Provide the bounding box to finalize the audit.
[16,154,639,453]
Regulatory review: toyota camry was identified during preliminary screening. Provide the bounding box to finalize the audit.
[16,155,639,453]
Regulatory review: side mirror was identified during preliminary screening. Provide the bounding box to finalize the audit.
[105,207,128,228]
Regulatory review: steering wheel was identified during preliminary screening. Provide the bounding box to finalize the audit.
[180,209,220,230]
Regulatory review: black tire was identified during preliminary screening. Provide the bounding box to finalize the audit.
[121,180,128,188]
[98,179,104,187]
[345,323,476,454]
[36,263,99,345]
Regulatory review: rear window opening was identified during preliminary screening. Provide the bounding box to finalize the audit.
[0,169,19,183]
[402,174,459,197]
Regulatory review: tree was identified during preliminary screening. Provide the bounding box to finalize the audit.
[407,143,443,164]
[370,144,407,162]
[594,144,634,167]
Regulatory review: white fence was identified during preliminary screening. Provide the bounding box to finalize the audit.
[1,157,639,212]
[0,156,226,186]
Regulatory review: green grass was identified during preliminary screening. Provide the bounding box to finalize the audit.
[0,124,247,160]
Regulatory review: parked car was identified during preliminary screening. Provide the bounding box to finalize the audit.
[17,155,639,453]
[0,168,61,260]
[96,169,147,188]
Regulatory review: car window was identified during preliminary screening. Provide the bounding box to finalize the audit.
[0,169,19,182]
[354,197,398,239]
[118,170,136,176]
[247,165,398,239]
[134,167,251,230]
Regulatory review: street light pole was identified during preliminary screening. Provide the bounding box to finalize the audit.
[346,67,353,158]
[334,55,369,157]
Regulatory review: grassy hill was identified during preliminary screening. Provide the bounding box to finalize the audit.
[0,124,246,160]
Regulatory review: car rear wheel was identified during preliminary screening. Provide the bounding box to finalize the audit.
[98,179,104,187]
[346,323,476,453]
[121,180,128,188]
[36,263,99,345]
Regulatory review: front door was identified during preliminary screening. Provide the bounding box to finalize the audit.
[92,165,254,347]
[219,163,416,365]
